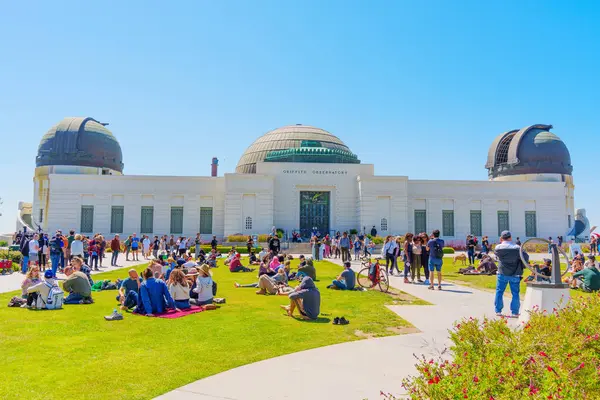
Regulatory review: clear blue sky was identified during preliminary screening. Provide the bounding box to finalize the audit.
[1,0,598,234]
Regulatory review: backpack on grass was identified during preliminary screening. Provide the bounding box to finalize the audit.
[36,283,64,310]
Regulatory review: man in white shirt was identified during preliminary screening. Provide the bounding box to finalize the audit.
[29,234,40,269]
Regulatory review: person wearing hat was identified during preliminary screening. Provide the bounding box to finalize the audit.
[167,269,191,309]
[494,230,529,318]
[23,269,58,309]
[191,264,214,305]
[329,261,355,290]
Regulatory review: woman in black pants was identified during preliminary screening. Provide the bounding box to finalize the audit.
[382,236,398,275]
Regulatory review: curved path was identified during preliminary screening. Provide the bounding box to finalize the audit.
[157,257,511,400]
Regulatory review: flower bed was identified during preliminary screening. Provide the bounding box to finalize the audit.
[401,294,600,399]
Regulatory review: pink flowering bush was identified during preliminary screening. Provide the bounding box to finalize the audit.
[401,294,600,399]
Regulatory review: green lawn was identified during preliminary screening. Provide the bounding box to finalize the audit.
[0,259,419,400]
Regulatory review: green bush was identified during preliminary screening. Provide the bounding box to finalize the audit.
[349,229,358,235]
[0,250,22,264]
[371,236,384,245]
[257,234,270,242]
[401,294,600,399]
[442,247,455,254]
[227,235,248,242]
[276,229,284,238]
[0,241,8,247]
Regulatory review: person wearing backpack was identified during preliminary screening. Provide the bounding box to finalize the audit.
[24,269,63,309]
[426,229,445,290]
[49,233,63,277]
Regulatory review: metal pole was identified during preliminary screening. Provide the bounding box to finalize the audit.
[551,243,561,285]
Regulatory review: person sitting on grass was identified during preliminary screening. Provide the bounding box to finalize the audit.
[329,261,356,290]
[190,264,214,306]
[296,257,316,280]
[117,269,142,310]
[62,265,93,304]
[280,276,321,320]
[236,267,289,294]
[571,263,600,292]
[206,249,218,268]
[21,266,42,298]
[270,255,284,271]
[229,253,254,273]
[224,247,237,266]
[24,270,59,309]
[135,267,176,316]
[167,269,191,309]
[248,251,260,266]
[258,258,276,277]
[584,255,596,269]
[71,256,94,286]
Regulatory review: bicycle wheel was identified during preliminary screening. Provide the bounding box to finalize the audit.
[378,268,390,292]
[357,267,376,289]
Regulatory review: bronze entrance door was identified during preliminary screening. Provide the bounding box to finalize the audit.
[299,191,330,237]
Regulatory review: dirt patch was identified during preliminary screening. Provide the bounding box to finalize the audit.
[386,326,420,335]
[354,329,376,339]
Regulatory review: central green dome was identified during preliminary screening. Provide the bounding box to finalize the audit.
[236,125,359,173]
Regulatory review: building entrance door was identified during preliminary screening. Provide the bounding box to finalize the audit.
[299,191,330,237]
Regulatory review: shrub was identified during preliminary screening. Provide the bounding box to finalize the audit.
[442,247,455,254]
[0,240,7,247]
[401,294,600,399]
[349,229,358,235]
[227,235,248,242]
[371,236,384,245]
[257,234,270,242]
[0,250,22,264]
[189,245,251,254]
[276,229,284,238]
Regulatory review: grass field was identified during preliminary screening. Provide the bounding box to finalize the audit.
[0,258,422,400]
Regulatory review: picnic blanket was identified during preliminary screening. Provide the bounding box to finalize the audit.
[138,305,207,319]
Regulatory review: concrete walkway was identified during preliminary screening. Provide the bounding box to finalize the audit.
[157,256,515,400]
[0,253,148,294]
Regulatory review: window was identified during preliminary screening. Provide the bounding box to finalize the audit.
[470,211,482,236]
[442,210,454,237]
[245,216,253,230]
[414,210,426,234]
[170,206,184,234]
[140,206,154,234]
[80,206,94,233]
[380,218,388,232]
[497,211,510,236]
[39,208,44,224]
[110,206,124,234]
[200,207,213,234]
[525,211,537,237]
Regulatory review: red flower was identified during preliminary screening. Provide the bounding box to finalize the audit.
[427,379,434,385]
[473,376,479,383]
[547,366,554,372]
[529,385,540,395]
[539,351,548,357]
[434,376,440,384]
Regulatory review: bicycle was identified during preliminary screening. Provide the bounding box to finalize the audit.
[357,257,390,293]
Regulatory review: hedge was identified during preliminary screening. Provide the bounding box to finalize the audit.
[190,245,251,254]
[227,234,273,243]
[0,250,22,264]
[401,294,600,399]
[0,241,8,247]
[442,247,455,254]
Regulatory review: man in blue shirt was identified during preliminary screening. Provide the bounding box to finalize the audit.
[137,268,175,316]
[494,230,529,318]
[426,229,445,290]
[117,269,142,310]
[130,233,140,261]
[330,261,356,290]
[339,232,351,263]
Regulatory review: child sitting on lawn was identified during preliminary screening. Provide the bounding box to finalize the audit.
[21,266,42,298]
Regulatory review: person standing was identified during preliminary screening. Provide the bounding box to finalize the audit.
[28,234,40,271]
[39,234,49,271]
[403,233,414,283]
[131,233,140,261]
[426,229,445,290]
[482,236,490,254]
[466,235,476,265]
[339,232,351,263]
[20,234,31,274]
[382,236,397,275]
[591,236,597,256]
[494,231,528,318]
[210,235,218,250]
[143,235,151,259]
[152,235,160,259]
[195,233,202,259]
[66,230,75,262]
[71,234,84,260]
[419,233,430,286]
[110,235,121,266]
[370,226,377,237]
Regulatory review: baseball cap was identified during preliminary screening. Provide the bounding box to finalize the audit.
[44,270,54,279]
[500,230,512,240]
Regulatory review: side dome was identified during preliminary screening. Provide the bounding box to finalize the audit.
[485,124,572,180]
[36,117,124,173]
[236,124,359,173]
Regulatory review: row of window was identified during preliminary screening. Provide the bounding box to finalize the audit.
[380,210,538,237]
[80,206,214,234]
